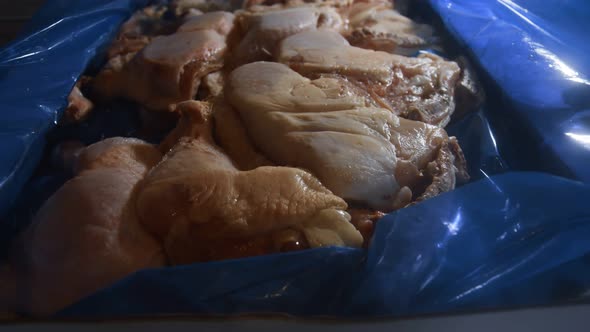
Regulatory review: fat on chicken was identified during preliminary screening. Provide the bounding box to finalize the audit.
[278,29,460,127]
[136,101,362,264]
[93,11,235,111]
[227,61,468,211]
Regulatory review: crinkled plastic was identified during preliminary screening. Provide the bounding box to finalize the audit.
[0,0,150,218]
[429,0,590,182]
[0,0,590,319]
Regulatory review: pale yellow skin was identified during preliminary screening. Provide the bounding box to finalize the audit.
[138,101,362,264]
[227,61,466,211]
[11,138,166,315]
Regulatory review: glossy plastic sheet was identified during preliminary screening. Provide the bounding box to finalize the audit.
[1,0,590,319]
[0,0,150,219]
[428,0,590,182]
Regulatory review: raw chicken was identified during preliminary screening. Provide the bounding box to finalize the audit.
[212,98,274,170]
[93,11,234,110]
[62,84,93,124]
[106,4,177,59]
[347,1,433,55]
[231,6,344,66]
[348,209,385,246]
[170,0,242,15]
[8,138,166,315]
[136,101,362,264]
[278,29,461,127]
[243,0,353,9]
[201,71,226,97]
[227,61,468,211]
[453,56,486,120]
[177,11,235,35]
[1,0,478,315]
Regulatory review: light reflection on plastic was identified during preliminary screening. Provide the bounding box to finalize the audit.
[536,49,590,84]
[264,283,290,299]
[480,169,504,193]
[527,39,590,85]
[0,19,65,63]
[565,132,590,149]
[451,242,548,302]
[498,0,560,45]
[488,124,499,152]
[445,209,462,236]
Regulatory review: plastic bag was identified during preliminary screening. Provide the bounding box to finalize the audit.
[429,0,590,182]
[1,0,590,318]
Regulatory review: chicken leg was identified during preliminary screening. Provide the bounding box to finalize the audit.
[136,101,362,264]
[9,138,165,315]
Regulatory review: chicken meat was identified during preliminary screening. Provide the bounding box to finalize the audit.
[212,98,274,170]
[0,0,480,317]
[106,4,177,60]
[136,101,362,264]
[227,61,468,211]
[231,6,344,66]
[8,138,166,315]
[170,0,243,15]
[62,83,93,124]
[278,29,460,127]
[346,0,434,55]
[93,11,235,111]
[243,0,353,10]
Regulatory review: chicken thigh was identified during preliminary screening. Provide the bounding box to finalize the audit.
[227,61,467,211]
[278,29,460,127]
[93,11,234,111]
[231,6,344,66]
[346,0,434,55]
[136,101,362,264]
[9,138,165,315]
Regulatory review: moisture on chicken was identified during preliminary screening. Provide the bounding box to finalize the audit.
[136,101,362,264]
[278,29,460,127]
[227,61,468,211]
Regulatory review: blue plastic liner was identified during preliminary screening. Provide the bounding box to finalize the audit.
[429,0,590,183]
[1,0,590,319]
